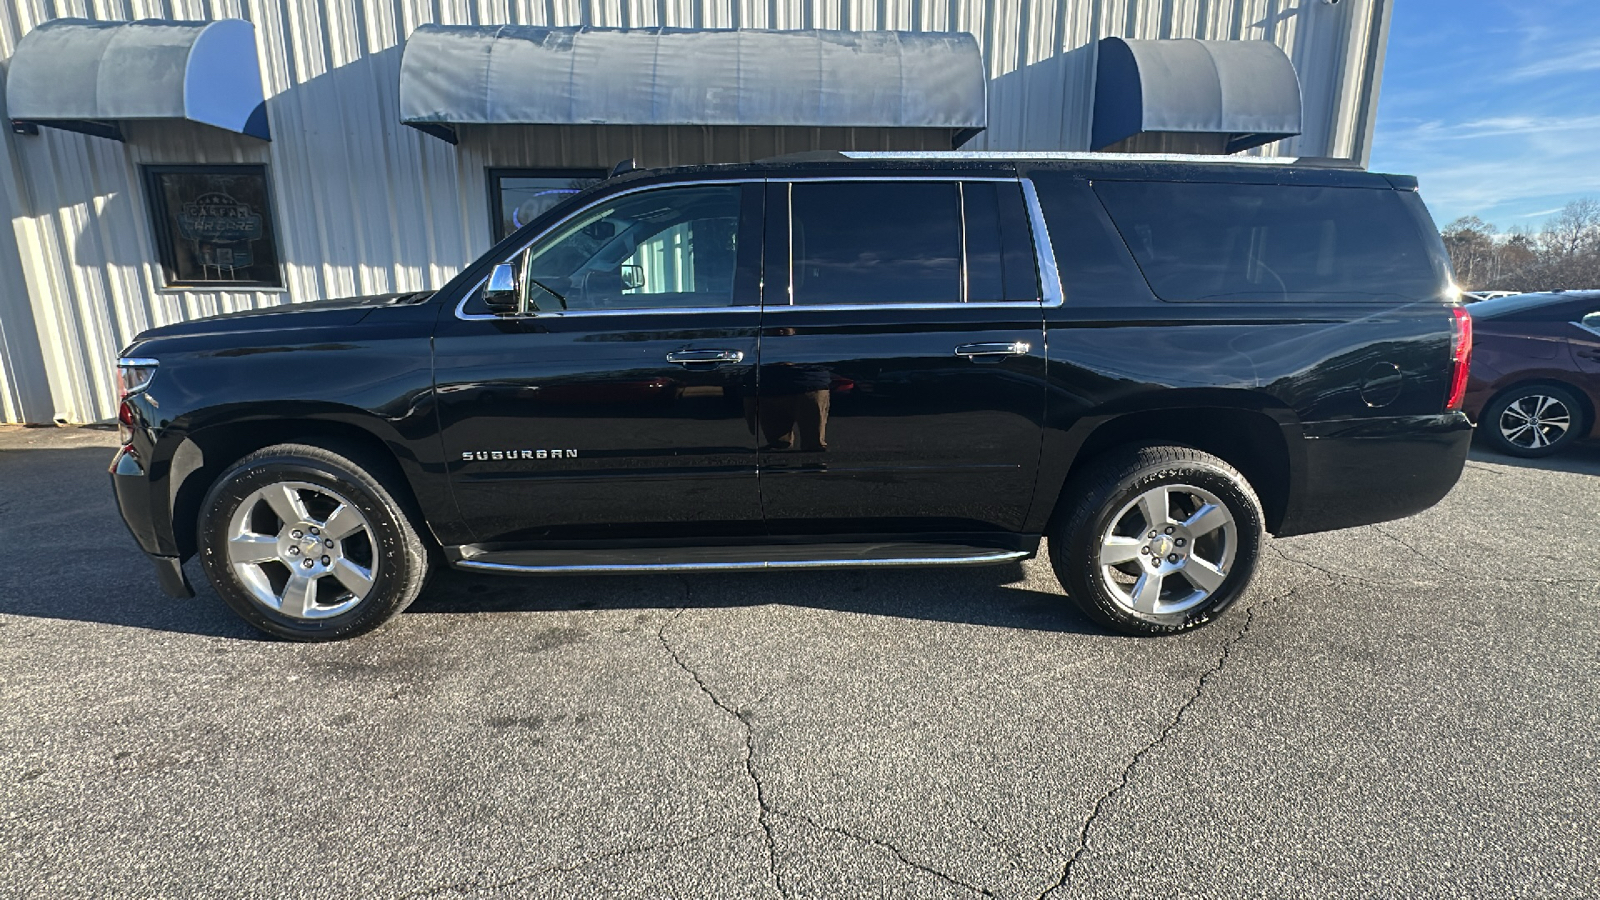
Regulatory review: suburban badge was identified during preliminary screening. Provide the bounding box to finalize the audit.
[462,449,579,461]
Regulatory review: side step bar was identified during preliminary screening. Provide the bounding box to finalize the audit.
[449,541,1033,575]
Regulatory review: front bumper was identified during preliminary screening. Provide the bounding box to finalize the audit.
[110,445,195,598]
[1276,412,1474,537]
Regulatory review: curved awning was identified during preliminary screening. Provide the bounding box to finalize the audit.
[1092,38,1301,154]
[399,26,987,146]
[6,18,270,141]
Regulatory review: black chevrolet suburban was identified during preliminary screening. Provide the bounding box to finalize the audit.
[111,152,1474,641]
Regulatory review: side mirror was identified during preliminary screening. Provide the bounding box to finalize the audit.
[620,264,645,292]
[484,263,519,314]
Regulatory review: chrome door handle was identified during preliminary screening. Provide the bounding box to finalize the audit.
[954,341,1031,358]
[666,349,744,365]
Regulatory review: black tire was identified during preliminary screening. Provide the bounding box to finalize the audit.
[1480,384,1587,458]
[197,443,430,641]
[1048,444,1263,636]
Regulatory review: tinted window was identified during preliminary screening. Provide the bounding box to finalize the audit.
[962,181,1041,303]
[996,182,1042,301]
[522,185,742,312]
[964,182,1006,303]
[1094,181,1446,303]
[1027,172,1156,307]
[791,182,961,304]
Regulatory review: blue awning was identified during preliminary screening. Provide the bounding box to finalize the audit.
[398,26,987,147]
[1092,38,1301,154]
[6,18,270,141]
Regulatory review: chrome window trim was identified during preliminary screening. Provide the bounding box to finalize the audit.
[454,174,1062,321]
[1574,320,1600,340]
[762,301,1048,314]
[1021,177,1066,308]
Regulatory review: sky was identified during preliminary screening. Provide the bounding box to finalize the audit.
[1369,0,1600,231]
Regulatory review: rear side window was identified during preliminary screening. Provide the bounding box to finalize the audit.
[1094,182,1446,303]
[791,182,962,304]
[962,181,1041,302]
[786,180,1039,305]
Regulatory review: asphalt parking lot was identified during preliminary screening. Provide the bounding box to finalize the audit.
[2,426,1596,899]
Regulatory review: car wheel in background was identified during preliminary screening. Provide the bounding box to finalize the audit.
[197,443,430,641]
[1048,444,1263,636]
[1482,384,1587,458]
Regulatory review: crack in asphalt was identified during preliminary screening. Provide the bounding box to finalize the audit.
[397,826,752,898]
[1034,591,1291,900]
[773,809,994,896]
[1267,543,1385,586]
[658,594,787,899]
[1368,524,1598,587]
[1271,537,1595,589]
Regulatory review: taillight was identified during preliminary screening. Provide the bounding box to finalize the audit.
[1446,306,1472,411]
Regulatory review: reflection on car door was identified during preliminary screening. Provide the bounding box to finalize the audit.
[433,182,765,544]
[755,178,1048,535]
[1572,307,1600,374]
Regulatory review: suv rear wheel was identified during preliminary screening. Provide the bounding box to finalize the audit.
[1049,445,1263,635]
[1482,384,1586,458]
[197,443,430,641]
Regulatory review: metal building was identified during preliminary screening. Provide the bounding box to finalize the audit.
[0,0,1392,425]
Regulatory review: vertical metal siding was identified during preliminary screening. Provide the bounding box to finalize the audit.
[0,0,1385,423]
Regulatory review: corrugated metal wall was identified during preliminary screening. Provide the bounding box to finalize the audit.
[0,0,1389,424]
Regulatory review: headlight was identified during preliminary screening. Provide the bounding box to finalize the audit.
[116,357,159,399]
[115,357,159,446]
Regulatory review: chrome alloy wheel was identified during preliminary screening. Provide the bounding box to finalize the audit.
[224,481,377,619]
[1498,394,1572,450]
[1097,484,1238,618]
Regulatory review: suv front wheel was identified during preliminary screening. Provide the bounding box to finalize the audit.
[197,443,430,641]
[1049,445,1263,635]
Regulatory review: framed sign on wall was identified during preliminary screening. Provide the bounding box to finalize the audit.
[144,165,283,288]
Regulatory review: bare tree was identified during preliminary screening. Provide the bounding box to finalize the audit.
[1537,198,1600,259]
[1439,198,1600,292]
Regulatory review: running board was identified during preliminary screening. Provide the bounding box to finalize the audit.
[450,541,1032,575]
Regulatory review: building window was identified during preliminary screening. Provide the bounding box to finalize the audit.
[144,165,283,288]
[489,169,605,242]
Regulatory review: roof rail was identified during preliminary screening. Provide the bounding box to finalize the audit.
[758,150,1365,169]
[832,150,1344,166]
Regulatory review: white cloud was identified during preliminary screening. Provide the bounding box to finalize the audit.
[1371,110,1600,223]
[1504,40,1600,81]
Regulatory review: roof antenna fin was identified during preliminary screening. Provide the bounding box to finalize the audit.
[609,158,637,178]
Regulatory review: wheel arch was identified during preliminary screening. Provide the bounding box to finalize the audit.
[1043,403,1296,535]
[165,409,437,559]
